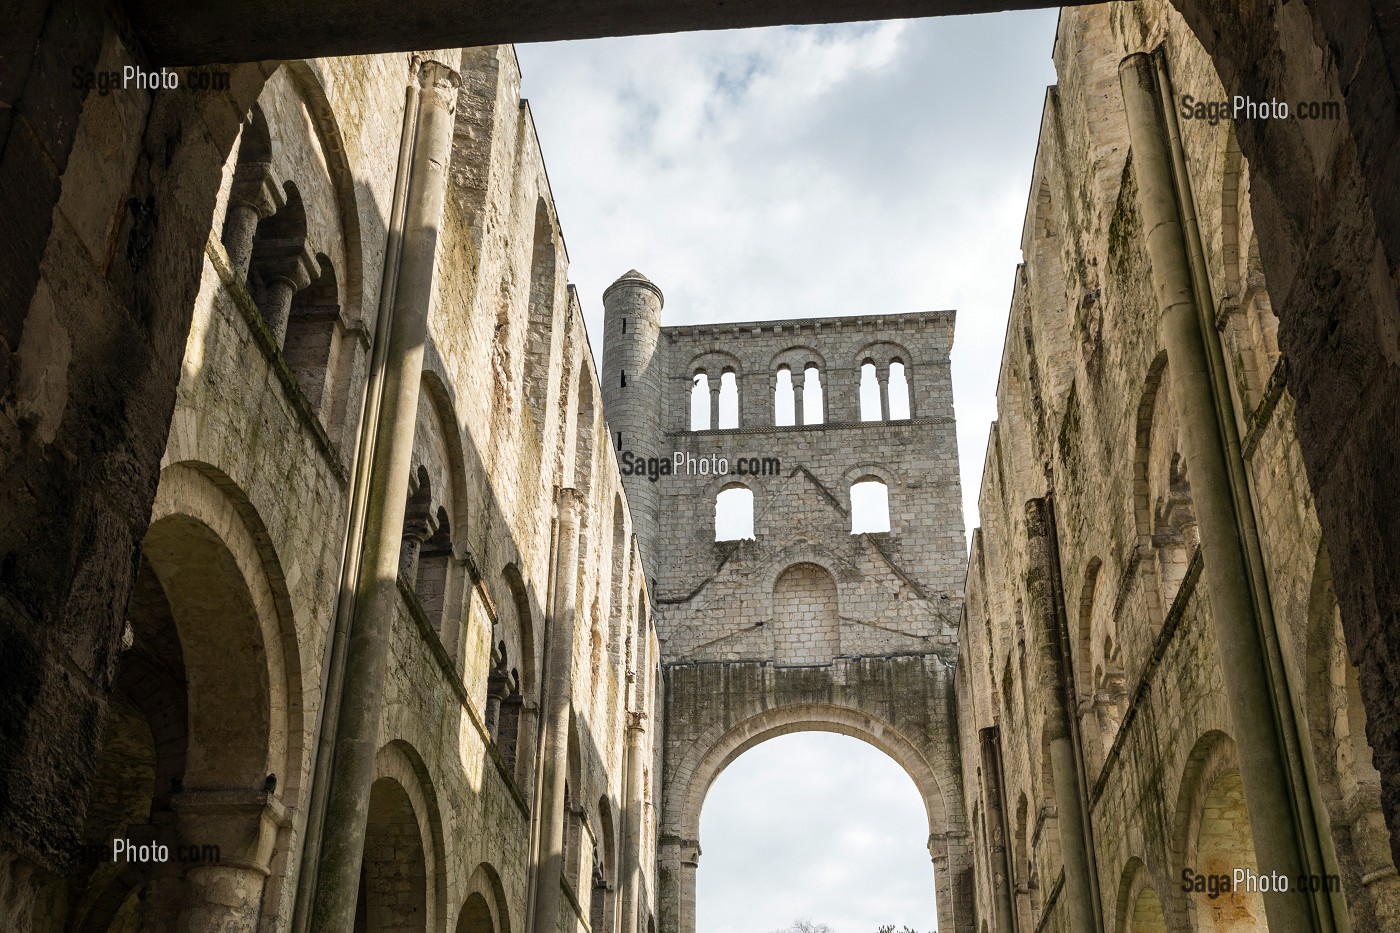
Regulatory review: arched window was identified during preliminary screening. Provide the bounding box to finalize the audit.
[690,373,711,430]
[801,365,824,425]
[524,199,558,435]
[773,367,796,426]
[284,254,341,415]
[416,506,453,632]
[888,360,911,419]
[400,466,434,584]
[849,478,890,534]
[717,371,739,429]
[221,104,273,283]
[248,182,313,346]
[714,485,755,542]
[575,380,596,496]
[859,361,882,421]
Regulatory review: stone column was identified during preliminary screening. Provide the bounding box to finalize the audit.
[618,710,647,933]
[173,790,287,933]
[979,728,1016,933]
[533,489,584,933]
[792,380,805,426]
[307,56,460,932]
[1120,52,1322,933]
[221,164,275,281]
[678,840,701,933]
[877,370,890,421]
[1024,498,1102,933]
[516,700,540,796]
[708,380,719,430]
[249,241,316,346]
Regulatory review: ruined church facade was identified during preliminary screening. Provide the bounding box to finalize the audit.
[5,2,1399,933]
[956,4,1400,933]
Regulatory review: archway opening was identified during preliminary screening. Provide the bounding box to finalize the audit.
[356,777,428,933]
[1193,769,1266,933]
[697,732,937,933]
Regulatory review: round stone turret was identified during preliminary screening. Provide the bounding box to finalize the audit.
[601,270,665,568]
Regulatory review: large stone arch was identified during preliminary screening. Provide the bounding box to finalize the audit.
[660,661,970,933]
[457,862,511,933]
[358,740,449,933]
[32,458,307,933]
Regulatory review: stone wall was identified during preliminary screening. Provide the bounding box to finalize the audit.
[616,305,972,928]
[958,4,1400,931]
[18,40,663,933]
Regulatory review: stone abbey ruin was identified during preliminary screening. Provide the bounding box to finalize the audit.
[4,0,1400,931]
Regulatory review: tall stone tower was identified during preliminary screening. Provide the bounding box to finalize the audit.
[600,269,665,567]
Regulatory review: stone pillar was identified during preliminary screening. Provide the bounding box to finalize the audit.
[618,710,647,933]
[307,55,460,932]
[173,790,287,933]
[1120,52,1324,933]
[980,728,1016,933]
[708,380,719,430]
[516,701,540,796]
[221,164,275,281]
[678,840,701,933]
[249,241,316,346]
[398,500,436,588]
[533,489,584,933]
[1024,498,1102,933]
[877,370,890,421]
[793,380,805,426]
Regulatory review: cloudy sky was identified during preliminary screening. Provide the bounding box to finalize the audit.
[517,11,1059,931]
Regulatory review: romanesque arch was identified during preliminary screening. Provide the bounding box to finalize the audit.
[33,459,305,933]
[457,862,511,933]
[662,699,969,933]
[357,740,448,933]
[1170,732,1266,932]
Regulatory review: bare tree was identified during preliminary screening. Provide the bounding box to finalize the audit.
[768,920,833,933]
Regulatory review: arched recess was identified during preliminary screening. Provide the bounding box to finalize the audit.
[492,563,538,791]
[406,372,469,648]
[1114,858,1169,933]
[1024,174,1074,422]
[220,62,366,448]
[771,563,840,664]
[574,375,597,499]
[457,862,511,933]
[1132,353,1197,616]
[1170,731,1265,933]
[592,797,618,933]
[356,740,448,933]
[1303,542,1400,927]
[1077,556,1125,774]
[1216,128,1280,421]
[524,197,560,440]
[43,460,305,932]
[669,704,964,933]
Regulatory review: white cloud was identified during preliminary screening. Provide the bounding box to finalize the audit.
[519,10,1058,540]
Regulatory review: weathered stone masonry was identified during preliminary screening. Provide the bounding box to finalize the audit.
[957,4,1400,933]
[4,0,1400,930]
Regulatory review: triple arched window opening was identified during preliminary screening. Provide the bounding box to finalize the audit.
[713,477,891,542]
[687,360,912,430]
[220,101,352,448]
